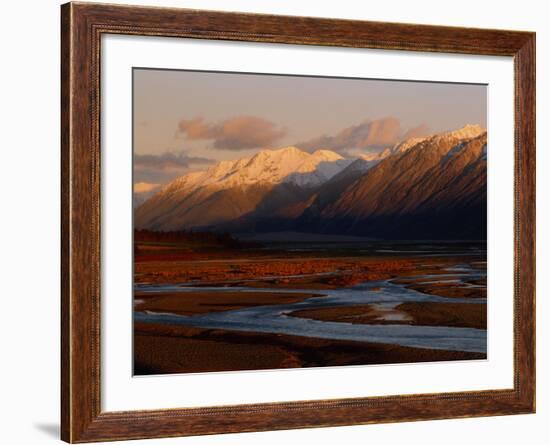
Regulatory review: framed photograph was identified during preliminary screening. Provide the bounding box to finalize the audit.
[61,2,535,442]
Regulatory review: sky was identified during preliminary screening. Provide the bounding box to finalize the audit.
[133,68,487,186]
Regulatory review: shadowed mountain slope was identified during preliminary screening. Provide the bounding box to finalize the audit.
[135,125,487,240]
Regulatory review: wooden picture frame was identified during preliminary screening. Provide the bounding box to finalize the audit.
[61,2,535,442]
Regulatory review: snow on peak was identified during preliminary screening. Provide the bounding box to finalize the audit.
[236,146,311,184]
[204,158,246,180]
[220,146,349,187]
[274,145,302,154]
[359,148,391,161]
[158,146,351,196]
[273,148,348,187]
[390,125,485,156]
[310,149,344,161]
[392,137,427,154]
[286,150,350,187]
[440,124,485,141]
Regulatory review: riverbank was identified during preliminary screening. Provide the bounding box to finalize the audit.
[135,289,322,316]
[288,301,486,330]
[134,322,486,375]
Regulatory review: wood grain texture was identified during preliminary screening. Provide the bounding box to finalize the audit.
[60,2,536,442]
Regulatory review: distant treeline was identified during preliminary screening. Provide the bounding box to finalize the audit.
[134,229,247,248]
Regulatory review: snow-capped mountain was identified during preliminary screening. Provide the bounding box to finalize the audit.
[392,136,427,154]
[284,149,352,187]
[295,126,488,239]
[438,124,485,141]
[389,124,484,155]
[158,146,349,194]
[135,124,488,239]
[134,146,351,230]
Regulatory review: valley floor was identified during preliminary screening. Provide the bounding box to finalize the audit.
[133,238,487,375]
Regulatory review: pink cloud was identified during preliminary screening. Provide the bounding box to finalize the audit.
[177,116,286,150]
[297,118,431,155]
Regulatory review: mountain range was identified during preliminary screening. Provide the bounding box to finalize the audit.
[135,124,487,240]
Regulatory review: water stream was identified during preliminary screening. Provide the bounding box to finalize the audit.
[134,263,487,353]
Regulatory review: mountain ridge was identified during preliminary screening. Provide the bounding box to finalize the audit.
[135,125,487,239]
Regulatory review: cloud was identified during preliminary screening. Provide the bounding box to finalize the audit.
[296,117,401,153]
[177,116,286,150]
[177,117,214,139]
[402,123,431,140]
[296,118,429,156]
[134,151,215,184]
